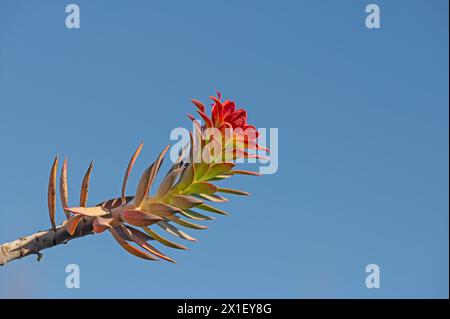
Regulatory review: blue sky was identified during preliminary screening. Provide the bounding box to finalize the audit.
[0,0,448,298]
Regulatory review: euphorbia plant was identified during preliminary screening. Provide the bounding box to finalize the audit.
[0,93,268,265]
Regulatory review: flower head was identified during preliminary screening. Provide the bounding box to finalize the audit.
[189,92,269,155]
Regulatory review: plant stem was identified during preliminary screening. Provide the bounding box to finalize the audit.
[0,217,95,266]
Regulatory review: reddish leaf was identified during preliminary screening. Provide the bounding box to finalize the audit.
[125,225,154,242]
[231,170,261,176]
[155,167,183,199]
[122,226,176,263]
[59,158,70,219]
[197,110,213,128]
[141,202,181,218]
[122,210,163,227]
[166,215,208,230]
[109,228,158,261]
[65,215,83,235]
[143,227,188,250]
[93,216,114,233]
[66,206,110,217]
[191,99,205,113]
[134,164,153,206]
[122,143,144,205]
[171,194,204,209]
[48,156,58,230]
[179,209,214,221]
[217,187,250,196]
[156,221,198,242]
[80,161,93,207]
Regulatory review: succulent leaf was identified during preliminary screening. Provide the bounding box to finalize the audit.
[48,156,59,230]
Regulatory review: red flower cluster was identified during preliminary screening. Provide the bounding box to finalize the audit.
[190,92,258,138]
[188,92,269,155]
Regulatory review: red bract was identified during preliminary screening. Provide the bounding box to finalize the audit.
[189,92,269,154]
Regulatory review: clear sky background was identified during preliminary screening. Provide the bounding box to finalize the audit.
[0,0,448,298]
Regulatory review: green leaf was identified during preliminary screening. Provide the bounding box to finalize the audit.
[143,227,188,250]
[185,182,217,195]
[173,164,195,191]
[178,209,214,221]
[156,221,198,242]
[208,174,233,181]
[200,163,235,181]
[122,225,175,263]
[195,193,228,203]
[194,162,210,180]
[231,170,261,176]
[166,215,208,230]
[217,187,250,196]
[197,204,229,216]
[171,194,203,209]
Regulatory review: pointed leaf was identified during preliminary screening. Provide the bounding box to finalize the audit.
[48,156,58,230]
[156,221,198,242]
[190,99,205,113]
[166,215,208,230]
[179,209,214,221]
[195,143,211,180]
[195,193,228,203]
[122,210,163,227]
[141,202,182,218]
[149,144,171,188]
[98,196,132,210]
[143,227,188,250]
[200,163,235,181]
[171,194,203,209]
[122,143,144,205]
[65,215,83,235]
[208,174,233,181]
[125,225,154,242]
[155,167,183,199]
[66,206,110,217]
[231,170,261,176]
[197,110,213,128]
[109,228,158,261]
[93,216,114,233]
[197,203,229,216]
[80,161,93,207]
[223,149,268,161]
[189,131,195,164]
[135,145,170,205]
[173,164,195,191]
[59,158,70,219]
[122,226,176,263]
[185,182,217,195]
[217,187,250,196]
[134,164,153,206]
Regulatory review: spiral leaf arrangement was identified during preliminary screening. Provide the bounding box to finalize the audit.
[46,93,268,263]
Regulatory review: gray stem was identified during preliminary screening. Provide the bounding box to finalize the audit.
[0,217,95,266]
